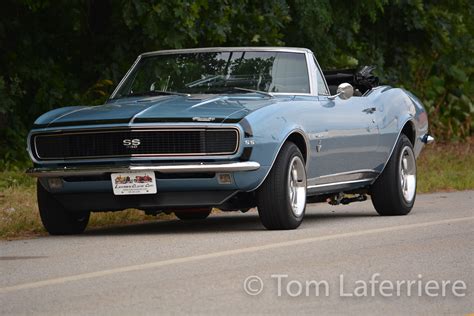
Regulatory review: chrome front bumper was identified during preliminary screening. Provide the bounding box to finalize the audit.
[26,161,261,177]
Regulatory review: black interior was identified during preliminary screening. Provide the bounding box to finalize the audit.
[323,65,379,96]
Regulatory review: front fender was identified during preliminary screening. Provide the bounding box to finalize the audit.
[373,87,428,175]
[233,102,310,191]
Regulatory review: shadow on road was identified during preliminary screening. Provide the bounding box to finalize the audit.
[81,208,378,237]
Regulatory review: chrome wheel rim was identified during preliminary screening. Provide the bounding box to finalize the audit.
[287,156,307,217]
[399,146,416,203]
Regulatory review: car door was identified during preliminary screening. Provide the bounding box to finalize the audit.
[305,60,380,189]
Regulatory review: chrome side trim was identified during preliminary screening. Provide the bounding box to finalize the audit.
[315,169,378,179]
[26,162,261,178]
[307,178,374,189]
[307,169,379,187]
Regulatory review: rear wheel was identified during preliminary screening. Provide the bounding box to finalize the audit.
[37,181,90,235]
[174,208,211,220]
[257,142,307,230]
[370,134,416,215]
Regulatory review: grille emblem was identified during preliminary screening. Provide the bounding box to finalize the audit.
[193,117,215,122]
[123,138,141,149]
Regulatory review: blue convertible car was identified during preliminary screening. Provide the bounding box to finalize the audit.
[27,47,433,234]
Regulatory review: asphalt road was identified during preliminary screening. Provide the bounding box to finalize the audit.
[1,191,473,315]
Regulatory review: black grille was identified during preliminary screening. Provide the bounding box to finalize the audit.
[33,129,239,160]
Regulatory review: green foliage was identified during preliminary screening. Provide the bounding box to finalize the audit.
[285,0,473,141]
[0,171,35,190]
[351,0,474,141]
[0,0,472,169]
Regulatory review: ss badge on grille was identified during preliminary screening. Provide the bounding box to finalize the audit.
[123,138,141,149]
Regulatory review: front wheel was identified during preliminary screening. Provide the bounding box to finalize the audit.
[37,181,90,235]
[257,142,307,230]
[370,134,417,215]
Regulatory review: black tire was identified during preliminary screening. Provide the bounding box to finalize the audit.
[257,142,307,230]
[175,208,211,220]
[370,134,417,216]
[37,181,90,235]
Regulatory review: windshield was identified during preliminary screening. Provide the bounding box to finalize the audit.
[113,51,310,98]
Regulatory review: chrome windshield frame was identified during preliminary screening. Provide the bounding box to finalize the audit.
[109,47,318,99]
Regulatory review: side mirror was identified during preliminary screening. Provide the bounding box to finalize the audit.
[328,83,354,100]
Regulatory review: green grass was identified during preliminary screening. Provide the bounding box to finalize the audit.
[0,141,472,239]
[0,179,175,239]
[416,140,473,193]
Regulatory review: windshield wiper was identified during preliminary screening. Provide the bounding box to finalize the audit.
[126,90,190,98]
[185,75,225,88]
[233,87,274,98]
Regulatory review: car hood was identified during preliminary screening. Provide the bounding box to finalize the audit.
[34,94,280,128]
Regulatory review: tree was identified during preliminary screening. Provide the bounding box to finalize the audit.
[0,0,472,169]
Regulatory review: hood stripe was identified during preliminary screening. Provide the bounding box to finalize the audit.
[129,97,174,124]
[47,106,90,127]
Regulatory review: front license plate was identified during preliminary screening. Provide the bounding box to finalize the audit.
[111,172,157,195]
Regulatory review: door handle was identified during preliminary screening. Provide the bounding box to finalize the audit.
[362,107,376,114]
